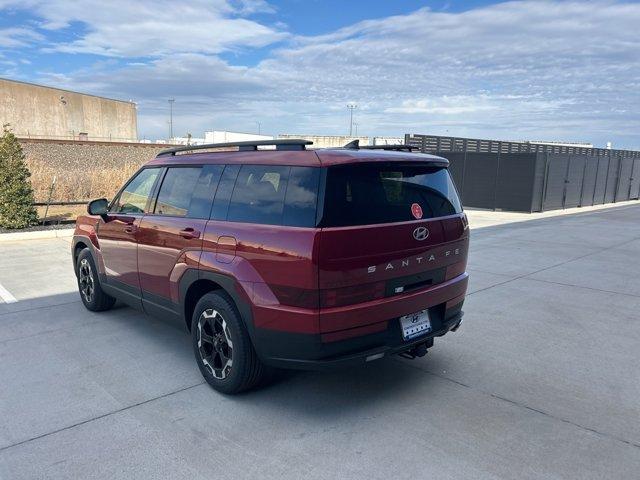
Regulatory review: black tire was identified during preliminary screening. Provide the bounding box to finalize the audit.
[76,249,116,312]
[191,291,268,394]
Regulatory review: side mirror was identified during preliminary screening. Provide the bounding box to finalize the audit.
[87,198,109,217]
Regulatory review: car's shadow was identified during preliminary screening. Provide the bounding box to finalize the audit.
[3,290,442,429]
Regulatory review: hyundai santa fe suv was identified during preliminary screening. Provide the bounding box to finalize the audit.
[72,139,469,394]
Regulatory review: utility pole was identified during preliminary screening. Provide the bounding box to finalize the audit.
[257,121,261,135]
[347,103,357,136]
[168,98,175,140]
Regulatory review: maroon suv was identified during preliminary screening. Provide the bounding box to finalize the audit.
[72,140,469,393]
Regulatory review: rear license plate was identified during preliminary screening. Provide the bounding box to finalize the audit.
[400,310,432,340]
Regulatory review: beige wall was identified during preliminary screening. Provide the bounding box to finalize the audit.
[1,78,137,141]
[20,139,169,202]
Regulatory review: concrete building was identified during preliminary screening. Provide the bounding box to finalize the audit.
[372,137,404,146]
[278,134,369,149]
[204,131,273,144]
[169,136,206,146]
[0,77,137,142]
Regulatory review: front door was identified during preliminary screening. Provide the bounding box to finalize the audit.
[137,165,223,311]
[98,167,162,295]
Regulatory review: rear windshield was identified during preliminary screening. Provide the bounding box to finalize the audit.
[320,163,462,227]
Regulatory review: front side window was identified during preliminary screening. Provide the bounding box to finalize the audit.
[154,167,202,217]
[112,168,160,214]
[227,165,290,225]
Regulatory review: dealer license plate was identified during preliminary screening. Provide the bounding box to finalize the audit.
[400,310,432,340]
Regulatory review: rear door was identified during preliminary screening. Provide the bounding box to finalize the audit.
[137,165,223,308]
[317,162,468,310]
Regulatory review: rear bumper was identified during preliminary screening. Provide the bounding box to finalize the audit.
[254,301,464,370]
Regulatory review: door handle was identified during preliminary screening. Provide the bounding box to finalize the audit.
[179,228,201,239]
[124,225,138,234]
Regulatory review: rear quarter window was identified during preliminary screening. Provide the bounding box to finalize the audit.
[225,165,319,227]
[227,165,289,225]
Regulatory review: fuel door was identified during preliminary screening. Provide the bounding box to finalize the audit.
[216,236,237,264]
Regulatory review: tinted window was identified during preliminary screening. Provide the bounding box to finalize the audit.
[211,164,240,220]
[283,167,320,227]
[188,165,224,219]
[321,163,462,227]
[112,168,160,214]
[154,167,201,217]
[227,165,289,225]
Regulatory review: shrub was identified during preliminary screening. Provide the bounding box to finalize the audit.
[0,125,38,229]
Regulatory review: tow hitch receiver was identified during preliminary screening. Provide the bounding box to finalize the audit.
[399,338,433,359]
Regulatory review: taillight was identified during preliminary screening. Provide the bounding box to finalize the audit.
[271,281,387,309]
[270,285,319,309]
[320,281,385,308]
[445,261,466,280]
[461,212,469,230]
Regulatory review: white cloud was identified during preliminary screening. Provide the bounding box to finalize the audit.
[0,27,43,48]
[2,0,285,56]
[386,96,500,115]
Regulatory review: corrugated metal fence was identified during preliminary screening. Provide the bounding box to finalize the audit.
[405,134,640,212]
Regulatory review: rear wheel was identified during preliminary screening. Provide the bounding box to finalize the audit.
[191,291,268,394]
[76,249,115,311]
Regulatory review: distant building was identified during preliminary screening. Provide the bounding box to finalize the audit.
[170,136,206,146]
[278,134,369,149]
[205,131,274,144]
[372,137,404,146]
[0,77,138,142]
[527,140,594,148]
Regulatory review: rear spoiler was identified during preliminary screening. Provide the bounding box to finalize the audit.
[339,139,448,167]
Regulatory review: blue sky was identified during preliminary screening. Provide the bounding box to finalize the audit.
[1,0,639,148]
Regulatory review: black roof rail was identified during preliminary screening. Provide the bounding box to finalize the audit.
[157,139,313,157]
[341,139,418,151]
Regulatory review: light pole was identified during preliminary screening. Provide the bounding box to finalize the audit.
[256,121,261,135]
[354,122,359,137]
[347,103,357,136]
[168,98,175,140]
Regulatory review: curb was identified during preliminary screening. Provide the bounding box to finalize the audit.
[0,228,74,243]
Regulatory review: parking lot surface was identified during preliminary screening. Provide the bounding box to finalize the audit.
[1,204,639,479]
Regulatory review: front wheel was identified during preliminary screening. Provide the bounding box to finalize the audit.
[191,291,268,394]
[76,249,115,312]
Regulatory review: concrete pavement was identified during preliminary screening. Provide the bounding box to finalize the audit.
[1,205,639,479]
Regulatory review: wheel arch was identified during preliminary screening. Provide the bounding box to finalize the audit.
[72,237,93,276]
[180,270,254,335]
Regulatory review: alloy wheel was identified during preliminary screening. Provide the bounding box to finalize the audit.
[78,258,95,303]
[197,309,233,379]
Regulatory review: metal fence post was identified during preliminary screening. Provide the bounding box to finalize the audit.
[492,151,501,211]
[613,155,622,202]
[541,153,550,212]
[461,151,467,205]
[579,157,587,207]
[592,155,600,206]
[42,175,57,225]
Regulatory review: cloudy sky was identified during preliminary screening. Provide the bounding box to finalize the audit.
[0,0,639,148]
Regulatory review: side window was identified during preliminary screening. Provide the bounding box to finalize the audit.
[210,164,240,220]
[112,168,161,214]
[187,164,224,219]
[283,167,320,227]
[227,165,290,225]
[154,167,201,217]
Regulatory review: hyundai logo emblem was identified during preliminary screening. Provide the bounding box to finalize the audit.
[413,226,429,241]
